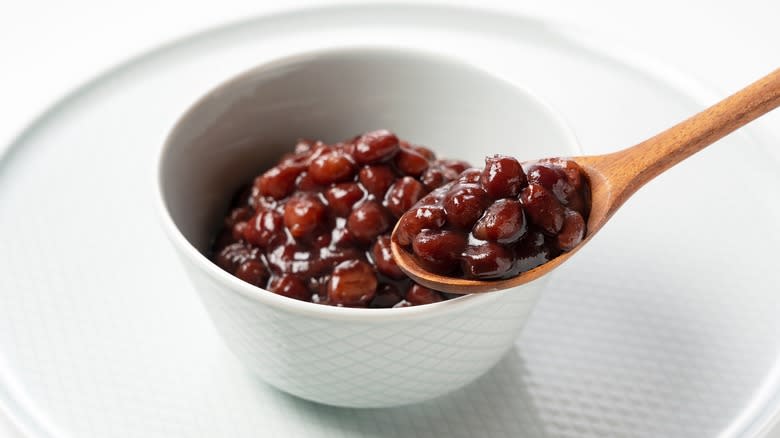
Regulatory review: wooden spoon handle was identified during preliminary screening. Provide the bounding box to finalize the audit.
[589,68,780,209]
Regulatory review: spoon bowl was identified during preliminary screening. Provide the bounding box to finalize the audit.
[393,68,780,294]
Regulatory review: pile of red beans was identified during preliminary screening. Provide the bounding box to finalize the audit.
[211,129,591,306]
[211,130,470,308]
[395,156,590,279]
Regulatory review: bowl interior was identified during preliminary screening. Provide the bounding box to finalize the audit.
[159,47,579,253]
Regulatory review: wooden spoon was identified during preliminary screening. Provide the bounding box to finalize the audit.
[392,68,780,294]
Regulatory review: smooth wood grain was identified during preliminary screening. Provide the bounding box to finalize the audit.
[392,68,780,294]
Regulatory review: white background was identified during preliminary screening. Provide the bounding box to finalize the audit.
[0,0,778,436]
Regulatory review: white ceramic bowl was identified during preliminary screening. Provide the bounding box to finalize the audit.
[157,47,580,408]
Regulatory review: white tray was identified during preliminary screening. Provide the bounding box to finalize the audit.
[2,4,779,437]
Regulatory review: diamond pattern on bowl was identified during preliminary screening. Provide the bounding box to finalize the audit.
[189,266,544,407]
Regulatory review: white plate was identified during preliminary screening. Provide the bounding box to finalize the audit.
[2,4,780,437]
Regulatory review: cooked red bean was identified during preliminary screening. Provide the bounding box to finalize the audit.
[308,151,356,184]
[294,139,315,155]
[556,209,586,251]
[359,165,396,198]
[421,160,467,191]
[405,284,443,305]
[412,145,436,161]
[480,155,526,199]
[513,229,554,272]
[295,172,322,192]
[550,180,585,214]
[437,159,471,175]
[542,158,584,189]
[235,260,270,287]
[461,242,514,279]
[458,168,482,184]
[319,247,365,276]
[371,236,405,279]
[443,184,489,230]
[354,129,399,164]
[225,206,253,228]
[284,193,327,238]
[420,166,449,191]
[520,184,565,235]
[394,145,430,176]
[347,201,390,242]
[215,242,259,273]
[231,221,249,241]
[472,199,526,244]
[385,177,427,218]
[265,243,307,275]
[394,204,447,246]
[256,163,305,199]
[243,210,284,248]
[412,229,467,274]
[370,283,405,308]
[249,188,278,213]
[540,159,589,215]
[281,152,313,171]
[324,183,365,217]
[268,274,311,301]
[307,144,333,164]
[328,260,378,307]
[525,163,564,190]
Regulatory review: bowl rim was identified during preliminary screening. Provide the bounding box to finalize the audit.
[155,44,582,322]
